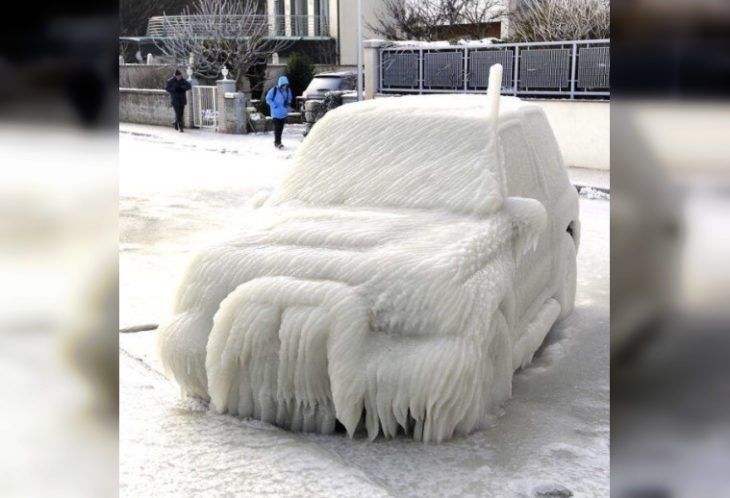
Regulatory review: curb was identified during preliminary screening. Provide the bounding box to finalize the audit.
[120,324,158,333]
[574,184,610,195]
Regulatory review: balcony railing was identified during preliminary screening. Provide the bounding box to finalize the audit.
[146,15,330,38]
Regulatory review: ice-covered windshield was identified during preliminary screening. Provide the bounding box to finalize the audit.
[268,95,507,216]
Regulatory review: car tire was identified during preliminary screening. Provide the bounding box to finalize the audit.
[556,232,577,320]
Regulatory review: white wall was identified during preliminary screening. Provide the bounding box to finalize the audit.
[532,100,610,171]
[332,0,384,65]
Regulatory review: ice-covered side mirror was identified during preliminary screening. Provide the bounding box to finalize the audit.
[503,196,547,261]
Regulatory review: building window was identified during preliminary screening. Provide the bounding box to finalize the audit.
[315,0,328,36]
[273,0,285,35]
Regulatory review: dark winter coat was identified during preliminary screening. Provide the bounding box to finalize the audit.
[165,76,192,106]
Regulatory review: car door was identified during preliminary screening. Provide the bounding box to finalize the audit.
[499,118,554,330]
[519,107,579,288]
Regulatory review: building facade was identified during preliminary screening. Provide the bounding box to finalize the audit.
[268,0,515,66]
[268,0,388,66]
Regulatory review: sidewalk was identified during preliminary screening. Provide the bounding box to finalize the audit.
[119,122,306,155]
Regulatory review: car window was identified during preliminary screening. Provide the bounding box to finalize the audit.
[499,121,542,200]
[306,77,342,93]
[520,109,569,201]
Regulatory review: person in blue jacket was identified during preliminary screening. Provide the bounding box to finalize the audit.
[265,76,293,149]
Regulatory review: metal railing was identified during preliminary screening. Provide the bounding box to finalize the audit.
[147,15,330,38]
[379,39,609,99]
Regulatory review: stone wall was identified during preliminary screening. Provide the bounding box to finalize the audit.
[120,62,357,97]
[119,88,192,128]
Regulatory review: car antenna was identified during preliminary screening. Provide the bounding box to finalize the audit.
[486,63,507,197]
[486,63,503,129]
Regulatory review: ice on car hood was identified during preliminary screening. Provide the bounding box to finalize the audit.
[173,205,516,339]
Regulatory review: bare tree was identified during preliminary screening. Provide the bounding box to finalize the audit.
[369,0,505,42]
[507,0,610,42]
[154,0,292,89]
[459,0,506,38]
[368,0,434,41]
[314,41,339,71]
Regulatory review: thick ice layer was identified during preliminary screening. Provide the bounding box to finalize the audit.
[157,94,557,442]
[267,95,511,216]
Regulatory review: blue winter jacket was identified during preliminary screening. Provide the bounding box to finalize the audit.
[266,76,293,119]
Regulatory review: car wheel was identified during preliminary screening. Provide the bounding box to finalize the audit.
[557,232,577,320]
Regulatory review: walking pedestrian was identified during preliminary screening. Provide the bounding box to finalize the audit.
[265,76,293,149]
[165,69,192,132]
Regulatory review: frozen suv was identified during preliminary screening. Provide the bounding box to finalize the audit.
[158,68,580,443]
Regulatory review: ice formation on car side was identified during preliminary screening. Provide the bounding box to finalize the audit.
[157,65,579,442]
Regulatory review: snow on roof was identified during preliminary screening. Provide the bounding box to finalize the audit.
[268,94,535,216]
[313,71,356,77]
[337,94,536,120]
[383,38,501,49]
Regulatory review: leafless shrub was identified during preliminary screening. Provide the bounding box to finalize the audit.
[369,0,505,42]
[507,0,610,42]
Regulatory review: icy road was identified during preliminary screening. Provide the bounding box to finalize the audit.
[119,123,608,497]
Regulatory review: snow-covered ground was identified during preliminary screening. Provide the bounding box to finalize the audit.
[119,123,609,497]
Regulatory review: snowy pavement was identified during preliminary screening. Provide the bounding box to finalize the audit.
[120,123,609,497]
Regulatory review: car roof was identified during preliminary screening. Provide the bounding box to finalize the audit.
[359,94,540,123]
[313,71,356,78]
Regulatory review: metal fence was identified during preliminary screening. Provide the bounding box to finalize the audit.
[192,85,218,130]
[379,39,609,99]
[147,15,330,38]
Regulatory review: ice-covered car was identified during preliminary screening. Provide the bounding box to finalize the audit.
[157,66,580,443]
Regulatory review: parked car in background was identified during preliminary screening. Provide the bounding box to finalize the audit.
[297,71,358,112]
